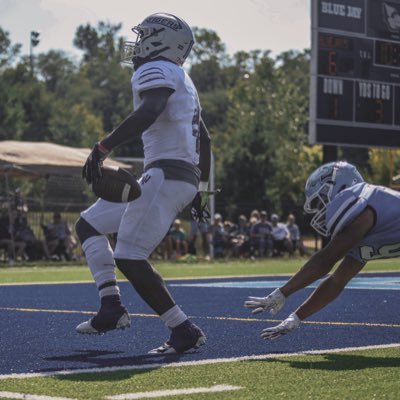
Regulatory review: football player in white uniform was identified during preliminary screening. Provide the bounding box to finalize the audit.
[75,13,211,354]
[245,161,400,340]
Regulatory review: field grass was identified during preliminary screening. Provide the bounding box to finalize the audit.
[1,347,399,399]
[1,257,400,284]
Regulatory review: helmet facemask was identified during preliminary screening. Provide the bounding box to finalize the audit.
[304,181,334,237]
[303,161,364,237]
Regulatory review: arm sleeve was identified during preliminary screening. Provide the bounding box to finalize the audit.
[198,119,212,184]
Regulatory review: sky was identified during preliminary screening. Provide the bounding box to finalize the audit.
[0,0,311,61]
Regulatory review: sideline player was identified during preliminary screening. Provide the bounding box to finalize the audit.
[244,161,400,339]
[75,13,211,354]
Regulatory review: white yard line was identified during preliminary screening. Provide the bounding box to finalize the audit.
[0,392,76,400]
[105,385,242,400]
[0,343,399,380]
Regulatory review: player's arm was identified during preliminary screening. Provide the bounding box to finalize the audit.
[259,207,375,340]
[191,119,212,223]
[198,119,211,190]
[280,206,375,298]
[245,207,375,316]
[83,87,174,183]
[101,87,174,151]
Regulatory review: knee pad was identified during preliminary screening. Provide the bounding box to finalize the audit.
[75,217,101,244]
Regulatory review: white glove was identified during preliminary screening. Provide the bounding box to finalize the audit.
[261,312,301,340]
[244,288,285,315]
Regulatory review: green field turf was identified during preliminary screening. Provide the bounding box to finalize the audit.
[1,347,399,399]
[1,257,400,284]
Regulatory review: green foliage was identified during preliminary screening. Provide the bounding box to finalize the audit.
[0,27,21,68]
[0,24,388,218]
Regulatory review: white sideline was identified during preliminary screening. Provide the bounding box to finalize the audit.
[0,343,399,380]
[105,385,242,400]
[0,392,76,400]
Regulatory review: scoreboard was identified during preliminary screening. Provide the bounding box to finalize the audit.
[309,0,400,148]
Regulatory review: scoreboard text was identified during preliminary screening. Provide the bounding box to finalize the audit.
[310,0,400,148]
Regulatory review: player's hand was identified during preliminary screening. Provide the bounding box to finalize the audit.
[191,192,211,223]
[82,142,110,184]
[244,288,285,315]
[261,313,300,340]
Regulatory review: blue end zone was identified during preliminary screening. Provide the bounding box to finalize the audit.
[0,272,399,376]
[170,276,400,290]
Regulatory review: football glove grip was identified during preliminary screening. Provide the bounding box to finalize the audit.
[261,312,301,340]
[244,288,285,315]
[82,142,109,185]
[191,191,211,223]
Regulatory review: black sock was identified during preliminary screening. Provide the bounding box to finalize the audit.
[116,259,175,315]
[100,294,122,309]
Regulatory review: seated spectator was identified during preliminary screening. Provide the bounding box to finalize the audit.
[250,210,273,257]
[229,214,251,258]
[271,213,293,256]
[188,219,210,258]
[14,213,50,261]
[169,219,189,259]
[286,214,310,256]
[210,213,227,258]
[42,212,75,261]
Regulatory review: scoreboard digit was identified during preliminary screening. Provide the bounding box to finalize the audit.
[310,0,400,148]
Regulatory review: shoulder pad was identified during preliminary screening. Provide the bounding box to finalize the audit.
[133,61,176,93]
[326,188,367,237]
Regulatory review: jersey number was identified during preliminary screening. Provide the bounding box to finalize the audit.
[360,243,400,260]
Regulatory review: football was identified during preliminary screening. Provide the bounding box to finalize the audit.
[90,166,141,203]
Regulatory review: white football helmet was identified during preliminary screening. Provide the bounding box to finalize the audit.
[304,161,364,237]
[121,13,194,68]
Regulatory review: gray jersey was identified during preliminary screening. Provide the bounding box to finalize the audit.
[326,182,400,264]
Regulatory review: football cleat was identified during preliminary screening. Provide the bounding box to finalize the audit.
[149,320,206,354]
[76,305,131,334]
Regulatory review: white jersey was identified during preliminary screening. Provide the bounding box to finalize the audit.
[132,60,201,167]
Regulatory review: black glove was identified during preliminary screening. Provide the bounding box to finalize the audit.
[82,142,109,184]
[191,192,211,223]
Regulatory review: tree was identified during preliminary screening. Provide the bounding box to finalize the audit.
[73,22,132,139]
[0,27,21,69]
[214,49,314,218]
[37,50,77,93]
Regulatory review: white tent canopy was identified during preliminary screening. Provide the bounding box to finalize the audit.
[0,140,130,177]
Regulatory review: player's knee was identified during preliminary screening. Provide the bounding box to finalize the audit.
[75,217,101,244]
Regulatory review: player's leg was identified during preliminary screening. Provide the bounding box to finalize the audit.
[75,199,130,334]
[114,168,206,353]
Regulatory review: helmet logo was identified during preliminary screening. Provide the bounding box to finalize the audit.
[145,16,182,31]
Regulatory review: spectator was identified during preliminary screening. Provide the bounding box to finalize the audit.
[14,213,51,261]
[42,212,75,261]
[250,209,261,223]
[286,214,310,256]
[271,214,293,256]
[250,211,273,257]
[0,210,26,264]
[229,214,251,258]
[188,219,210,259]
[169,219,189,259]
[210,213,227,258]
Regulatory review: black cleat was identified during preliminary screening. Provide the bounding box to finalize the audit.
[149,319,206,354]
[76,305,131,334]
